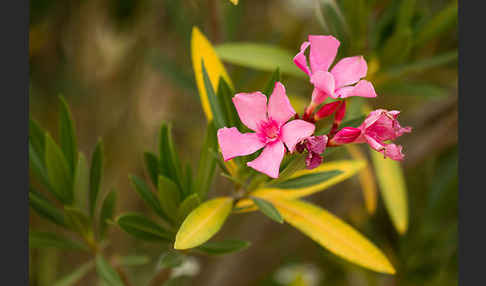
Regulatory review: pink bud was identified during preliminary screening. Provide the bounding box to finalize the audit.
[315,101,341,120]
[329,127,361,145]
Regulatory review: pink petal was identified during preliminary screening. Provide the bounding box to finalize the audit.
[383,143,405,161]
[310,71,335,99]
[309,35,340,73]
[247,140,285,178]
[364,134,385,152]
[311,87,329,106]
[280,119,316,152]
[335,80,377,99]
[217,127,265,161]
[232,92,268,131]
[360,109,387,129]
[267,82,296,126]
[293,41,311,76]
[330,56,368,88]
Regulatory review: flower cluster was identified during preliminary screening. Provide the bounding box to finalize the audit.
[217,35,411,178]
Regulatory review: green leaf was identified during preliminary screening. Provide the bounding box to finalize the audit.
[414,1,458,48]
[58,96,77,174]
[315,0,350,48]
[214,43,304,78]
[73,152,90,212]
[263,67,281,96]
[64,206,92,238]
[158,175,181,222]
[380,28,413,66]
[159,123,185,194]
[201,61,226,129]
[195,122,217,199]
[144,152,160,188]
[45,134,74,204]
[370,150,408,234]
[381,51,458,78]
[95,255,125,286]
[29,231,88,251]
[99,190,117,239]
[177,194,201,224]
[29,118,46,166]
[29,142,56,198]
[269,198,395,274]
[29,190,67,227]
[270,170,343,189]
[89,139,103,216]
[251,197,284,224]
[115,255,151,267]
[52,260,95,286]
[216,77,238,127]
[379,82,447,97]
[129,175,166,220]
[117,213,172,242]
[156,251,185,270]
[197,239,251,255]
[174,197,234,249]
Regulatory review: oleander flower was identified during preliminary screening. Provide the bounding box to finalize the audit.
[293,35,377,107]
[296,135,328,169]
[329,109,412,160]
[217,82,315,178]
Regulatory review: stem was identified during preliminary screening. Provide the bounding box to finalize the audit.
[207,0,222,43]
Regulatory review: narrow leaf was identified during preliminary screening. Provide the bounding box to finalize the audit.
[159,124,185,195]
[174,197,234,249]
[202,61,226,129]
[29,190,67,227]
[45,134,73,204]
[99,190,117,239]
[263,67,281,96]
[158,175,181,222]
[156,251,185,270]
[117,213,172,242]
[235,160,365,212]
[381,51,457,78]
[370,150,408,234]
[269,198,395,274]
[251,197,284,224]
[29,142,52,192]
[144,152,160,187]
[129,175,166,220]
[29,118,46,166]
[195,122,217,199]
[177,194,201,224]
[58,96,77,174]
[191,26,233,121]
[89,139,103,216]
[73,152,90,212]
[29,231,88,251]
[215,43,304,78]
[64,206,92,238]
[95,255,124,286]
[197,239,250,255]
[52,260,94,286]
[414,2,458,48]
[346,145,377,214]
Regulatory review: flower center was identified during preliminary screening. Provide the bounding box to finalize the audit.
[259,119,280,140]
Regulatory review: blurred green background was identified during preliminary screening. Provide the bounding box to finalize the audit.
[29,0,457,285]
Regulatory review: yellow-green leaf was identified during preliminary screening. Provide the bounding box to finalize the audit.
[346,145,377,214]
[191,27,233,121]
[229,0,238,5]
[235,160,365,211]
[268,197,395,274]
[370,150,408,234]
[174,197,233,250]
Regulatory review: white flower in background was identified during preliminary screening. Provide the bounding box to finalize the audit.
[170,257,200,278]
[274,263,322,286]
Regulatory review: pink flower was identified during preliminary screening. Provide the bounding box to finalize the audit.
[293,35,377,107]
[217,82,315,178]
[329,109,412,160]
